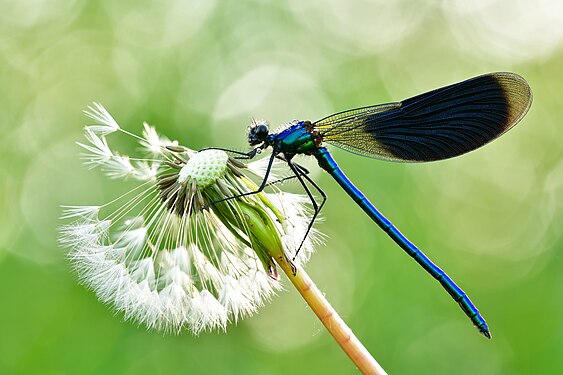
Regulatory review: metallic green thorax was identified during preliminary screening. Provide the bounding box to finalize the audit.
[269,121,320,157]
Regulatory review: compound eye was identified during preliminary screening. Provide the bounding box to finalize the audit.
[254,124,269,139]
[248,121,270,145]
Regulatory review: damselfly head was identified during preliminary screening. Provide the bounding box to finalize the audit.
[248,120,269,146]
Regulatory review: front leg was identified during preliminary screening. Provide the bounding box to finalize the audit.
[199,147,258,160]
[203,151,276,208]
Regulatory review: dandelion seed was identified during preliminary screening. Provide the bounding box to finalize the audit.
[140,122,178,154]
[77,128,113,168]
[84,102,121,135]
[60,104,319,334]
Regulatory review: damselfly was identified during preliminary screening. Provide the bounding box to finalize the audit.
[207,72,532,338]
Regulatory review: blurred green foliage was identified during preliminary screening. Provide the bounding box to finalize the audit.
[1,1,562,374]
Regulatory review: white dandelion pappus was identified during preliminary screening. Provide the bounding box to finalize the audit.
[60,104,320,334]
[83,102,121,135]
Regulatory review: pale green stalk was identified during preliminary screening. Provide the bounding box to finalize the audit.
[238,199,388,375]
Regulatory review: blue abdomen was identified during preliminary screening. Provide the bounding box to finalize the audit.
[314,146,490,337]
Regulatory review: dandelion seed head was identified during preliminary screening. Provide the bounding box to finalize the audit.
[60,104,319,334]
[178,150,229,188]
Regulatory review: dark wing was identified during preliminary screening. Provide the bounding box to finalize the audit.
[314,72,532,162]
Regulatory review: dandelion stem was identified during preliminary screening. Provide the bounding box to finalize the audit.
[275,257,387,375]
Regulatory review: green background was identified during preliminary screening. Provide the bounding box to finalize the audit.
[1,1,562,374]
